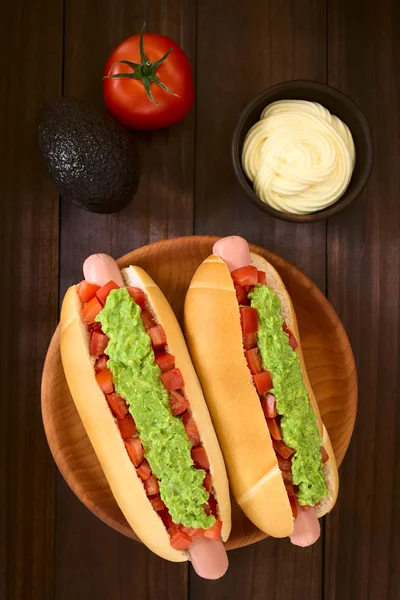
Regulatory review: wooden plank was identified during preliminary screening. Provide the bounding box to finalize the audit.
[192,0,327,597]
[325,1,400,599]
[55,1,195,598]
[0,0,63,598]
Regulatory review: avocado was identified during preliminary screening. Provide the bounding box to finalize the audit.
[37,97,140,214]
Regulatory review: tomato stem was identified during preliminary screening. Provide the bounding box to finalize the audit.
[103,27,178,105]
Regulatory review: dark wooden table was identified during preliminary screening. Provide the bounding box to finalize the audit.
[2,1,399,598]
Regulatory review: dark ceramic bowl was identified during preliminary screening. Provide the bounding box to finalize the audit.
[232,80,373,223]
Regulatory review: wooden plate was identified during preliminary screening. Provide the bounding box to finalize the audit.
[41,236,357,550]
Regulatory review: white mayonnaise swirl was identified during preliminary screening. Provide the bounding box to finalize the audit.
[242,100,355,215]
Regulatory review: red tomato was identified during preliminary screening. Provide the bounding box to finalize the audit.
[88,321,102,333]
[243,332,257,350]
[254,371,273,395]
[125,437,144,466]
[273,439,295,459]
[234,284,249,305]
[266,418,282,441]
[147,325,167,350]
[144,475,160,496]
[204,518,222,540]
[203,472,212,493]
[261,393,277,418]
[77,281,100,302]
[81,296,102,324]
[207,494,218,518]
[245,348,263,374]
[257,270,267,285]
[169,390,189,416]
[94,354,108,372]
[96,280,119,305]
[285,482,297,496]
[191,446,210,470]
[282,322,298,350]
[289,495,298,519]
[141,309,156,330]
[276,455,292,471]
[182,412,200,445]
[126,286,146,308]
[281,469,293,484]
[150,495,166,512]
[117,414,137,439]
[170,529,192,550]
[240,307,258,334]
[161,368,184,391]
[180,526,204,541]
[231,265,258,286]
[106,392,129,418]
[95,368,114,394]
[321,446,329,464]
[90,331,109,356]
[136,459,152,481]
[103,30,194,131]
[154,352,175,373]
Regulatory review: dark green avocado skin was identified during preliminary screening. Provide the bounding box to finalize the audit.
[37,97,140,214]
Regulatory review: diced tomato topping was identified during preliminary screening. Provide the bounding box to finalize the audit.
[191,446,210,470]
[150,495,166,512]
[204,518,222,540]
[289,495,298,518]
[243,332,257,350]
[180,526,204,541]
[203,472,212,493]
[77,280,100,302]
[90,331,109,356]
[81,296,103,324]
[136,459,152,481]
[277,455,292,471]
[207,494,218,518]
[254,371,273,395]
[95,368,114,394]
[257,270,267,285]
[161,368,184,392]
[231,265,258,286]
[234,284,249,305]
[245,348,263,374]
[159,509,171,529]
[94,354,108,372]
[117,414,137,439]
[285,482,296,496]
[182,412,200,445]
[144,475,160,496]
[106,392,128,418]
[240,307,258,334]
[147,325,167,350]
[126,286,146,308]
[273,439,295,459]
[155,352,175,373]
[321,446,329,464]
[166,511,178,533]
[124,437,144,466]
[266,417,282,441]
[88,321,102,333]
[283,322,298,349]
[169,390,189,416]
[261,393,277,418]
[281,469,293,484]
[170,529,192,550]
[96,280,120,305]
[141,309,156,330]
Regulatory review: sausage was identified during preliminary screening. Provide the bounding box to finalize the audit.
[212,236,251,271]
[290,506,321,547]
[82,252,229,573]
[83,253,124,287]
[188,536,229,579]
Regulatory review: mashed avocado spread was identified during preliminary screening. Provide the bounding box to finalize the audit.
[249,285,328,506]
[96,288,214,529]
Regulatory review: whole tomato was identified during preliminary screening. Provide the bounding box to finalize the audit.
[103,29,194,130]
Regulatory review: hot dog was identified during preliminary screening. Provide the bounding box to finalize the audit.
[60,254,231,578]
[184,237,339,546]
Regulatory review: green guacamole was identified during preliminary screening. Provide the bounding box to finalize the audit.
[96,288,214,529]
[249,285,328,506]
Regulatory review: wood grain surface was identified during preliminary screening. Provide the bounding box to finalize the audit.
[1,0,398,598]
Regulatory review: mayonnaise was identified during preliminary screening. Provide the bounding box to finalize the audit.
[242,100,355,215]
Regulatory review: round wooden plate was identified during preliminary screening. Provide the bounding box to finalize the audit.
[41,236,357,550]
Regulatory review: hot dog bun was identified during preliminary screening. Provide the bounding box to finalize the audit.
[60,265,231,562]
[184,252,338,537]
